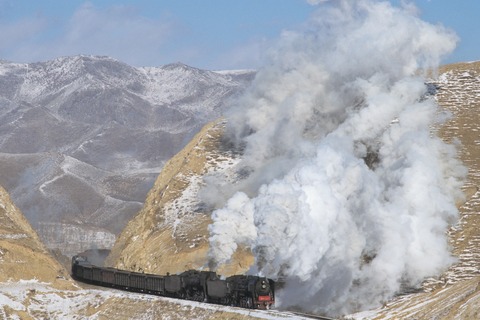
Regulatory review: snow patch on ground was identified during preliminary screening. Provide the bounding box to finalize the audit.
[0,280,310,319]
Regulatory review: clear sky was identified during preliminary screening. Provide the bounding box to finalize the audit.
[0,0,478,70]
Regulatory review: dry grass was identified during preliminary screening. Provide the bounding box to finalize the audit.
[0,185,73,288]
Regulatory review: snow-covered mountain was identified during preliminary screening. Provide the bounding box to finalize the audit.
[0,55,254,256]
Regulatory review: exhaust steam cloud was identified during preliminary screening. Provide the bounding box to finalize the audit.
[205,0,466,316]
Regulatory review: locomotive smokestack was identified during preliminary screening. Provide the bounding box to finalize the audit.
[205,0,465,317]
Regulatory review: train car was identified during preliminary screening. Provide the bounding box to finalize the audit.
[129,272,147,292]
[145,275,164,294]
[114,269,130,289]
[91,266,103,283]
[165,273,182,297]
[71,255,275,310]
[101,268,115,286]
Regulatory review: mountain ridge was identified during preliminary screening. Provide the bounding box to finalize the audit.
[0,55,254,256]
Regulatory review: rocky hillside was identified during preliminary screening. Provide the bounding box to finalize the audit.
[0,185,70,287]
[0,56,254,256]
[105,119,252,275]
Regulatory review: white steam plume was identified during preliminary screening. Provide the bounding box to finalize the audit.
[206,0,466,316]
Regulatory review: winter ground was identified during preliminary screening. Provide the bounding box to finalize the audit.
[0,280,313,320]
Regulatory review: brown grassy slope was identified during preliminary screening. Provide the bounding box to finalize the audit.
[105,119,253,275]
[362,61,480,319]
[0,185,72,289]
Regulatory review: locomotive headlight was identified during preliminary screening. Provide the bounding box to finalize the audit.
[261,280,267,289]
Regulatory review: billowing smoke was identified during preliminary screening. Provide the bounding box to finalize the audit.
[205,0,466,316]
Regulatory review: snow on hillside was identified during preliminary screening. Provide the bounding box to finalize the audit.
[0,55,254,256]
[0,280,311,320]
[139,63,249,116]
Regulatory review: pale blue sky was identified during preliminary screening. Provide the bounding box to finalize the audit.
[0,0,478,70]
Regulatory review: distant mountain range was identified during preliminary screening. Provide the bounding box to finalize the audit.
[0,55,254,256]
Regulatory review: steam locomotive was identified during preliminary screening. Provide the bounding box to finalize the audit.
[71,255,275,309]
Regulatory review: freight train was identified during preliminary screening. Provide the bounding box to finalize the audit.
[71,255,275,309]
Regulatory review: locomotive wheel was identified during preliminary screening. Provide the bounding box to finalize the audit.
[240,297,251,308]
[247,297,253,309]
[186,288,204,301]
[179,290,187,299]
[193,291,204,302]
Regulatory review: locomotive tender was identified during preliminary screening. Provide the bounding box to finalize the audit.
[71,255,275,309]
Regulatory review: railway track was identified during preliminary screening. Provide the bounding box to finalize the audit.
[290,311,337,320]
